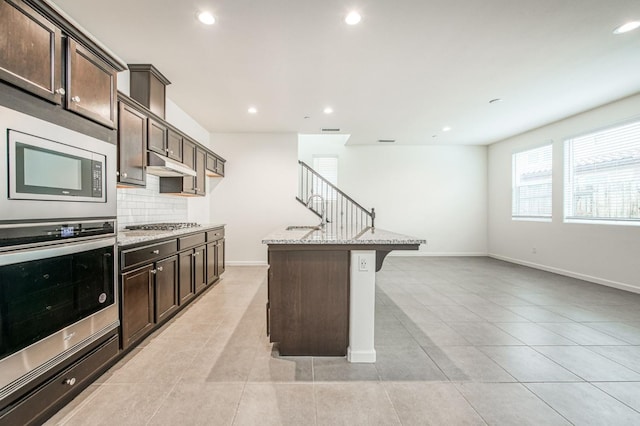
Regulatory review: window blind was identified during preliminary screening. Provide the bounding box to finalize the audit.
[564,120,640,223]
[512,144,553,219]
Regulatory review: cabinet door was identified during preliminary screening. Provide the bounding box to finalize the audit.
[155,256,178,322]
[121,264,154,349]
[118,101,147,187]
[181,140,196,194]
[0,0,63,104]
[195,147,206,196]
[67,38,116,128]
[206,242,218,284]
[147,118,167,155]
[194,245,207,294]
[206,154,217,176]
[167,129,182,161]
[178,250,194,304]
[217,239,225,275]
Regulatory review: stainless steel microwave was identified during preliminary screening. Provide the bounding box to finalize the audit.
[9,130,106,203]
[1,105,117,221]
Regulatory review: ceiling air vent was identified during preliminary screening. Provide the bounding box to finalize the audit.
[378,139,396,143]
[321,128,341,132]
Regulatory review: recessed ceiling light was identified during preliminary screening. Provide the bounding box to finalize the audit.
[197,11,215,25]
[248,107,257,114]
[323,107,333,114]
[345,11,361,25]
[613,21,640,34]
[442,126,452,132]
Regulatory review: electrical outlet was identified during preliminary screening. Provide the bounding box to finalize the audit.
[358,256,368,271]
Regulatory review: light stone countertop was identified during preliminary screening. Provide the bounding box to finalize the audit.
[117,223,225,247]
[262,226,426,245]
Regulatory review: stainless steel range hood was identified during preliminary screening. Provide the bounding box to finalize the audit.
[146,152,196,177]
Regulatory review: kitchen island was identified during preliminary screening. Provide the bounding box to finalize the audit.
[263,226,425,362]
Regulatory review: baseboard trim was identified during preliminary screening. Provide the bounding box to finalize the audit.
[388,251,488,257]
[226,261,268,266]
[488,253,640,294]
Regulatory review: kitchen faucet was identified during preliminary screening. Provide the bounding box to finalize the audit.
[306,194,327,229]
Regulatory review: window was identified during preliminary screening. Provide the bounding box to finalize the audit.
[312,155,338,200]
[512,144,553,219]
[564,120,640,224]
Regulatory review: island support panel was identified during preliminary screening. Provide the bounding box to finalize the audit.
[268,248,349,356]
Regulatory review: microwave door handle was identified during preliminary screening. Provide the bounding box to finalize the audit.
[0,237,116,267]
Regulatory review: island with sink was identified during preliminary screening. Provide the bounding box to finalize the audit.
[262,225,425,363]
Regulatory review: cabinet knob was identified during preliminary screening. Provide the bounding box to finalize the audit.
[194,252,200,257]
[71,96,81,103]
[150,269,157,274]
[151,250,160,254]
[64,378,76,386]
[157,266,163,272]
[122,172,128,178]
[55,88,66,95]
[116,171,120,176]
[169,150,174,155]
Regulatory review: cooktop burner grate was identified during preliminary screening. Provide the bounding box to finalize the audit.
[125,222,201,231]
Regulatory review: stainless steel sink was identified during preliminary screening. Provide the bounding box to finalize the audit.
[286,225,321,231]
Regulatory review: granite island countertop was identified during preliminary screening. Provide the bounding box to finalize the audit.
[118,223,225,247]
[262,226,426,245]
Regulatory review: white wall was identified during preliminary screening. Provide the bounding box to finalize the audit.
[488,93,640,292]
[208,133,316,264]
[299,139,488,255]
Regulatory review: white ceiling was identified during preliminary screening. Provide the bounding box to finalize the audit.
[52,0,640,145]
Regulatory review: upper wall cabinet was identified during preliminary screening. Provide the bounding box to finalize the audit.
[0,0,63,104]
[118,98,147,187]
[66,38,117,128]
[0,0,125,130]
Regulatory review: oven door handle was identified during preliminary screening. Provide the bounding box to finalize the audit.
[0,237,116,266]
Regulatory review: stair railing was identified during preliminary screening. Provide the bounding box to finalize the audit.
[297,160,375,232]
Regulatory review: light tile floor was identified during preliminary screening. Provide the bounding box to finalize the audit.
[46,257,640,425]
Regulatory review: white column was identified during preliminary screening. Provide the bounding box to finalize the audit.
[347,250,377,363]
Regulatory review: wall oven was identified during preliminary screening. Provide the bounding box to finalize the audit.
[0,105,116,222]
[0,219,118,401]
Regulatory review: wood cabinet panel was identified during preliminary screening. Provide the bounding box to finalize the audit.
[155,256,178,322]
[167,129,182,162]
[206,241,218,284]
[121,265,154,349]
[67,38,116,128]
[147,118,167,155]
[217,239,225,275]
[0,0,63,104]
[117,101,147,187]
[195,147,206,195]
[178,250,195,304]
[194,245,206,294]
[268,249,349,356]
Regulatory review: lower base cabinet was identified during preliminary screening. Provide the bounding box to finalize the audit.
[178,250,195,304]
[155,255,179,322]
[121,264,155,349]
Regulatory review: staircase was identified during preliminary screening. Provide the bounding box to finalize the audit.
[297,160,375,233]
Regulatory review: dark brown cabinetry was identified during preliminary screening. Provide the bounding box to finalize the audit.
[155,255,179,322]
[206,153,226,177]
[182,139,196,194]
[267,248,349,356]
[117,99,147,187]
[128,64,170,119]
[178,250,195,304]
[121,264,155,349]
[66,38,117,128]
[195,148,206,196]
[167,129,183,161]
[147,118,167,155]
[0,0,63,104]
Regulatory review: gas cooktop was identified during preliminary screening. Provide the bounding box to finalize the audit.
[125,222,201,231]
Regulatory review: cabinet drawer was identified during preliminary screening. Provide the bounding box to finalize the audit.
[206,228,225,241]
[179,233,206,249]
[122,240,177,269]
[0,335,118,426]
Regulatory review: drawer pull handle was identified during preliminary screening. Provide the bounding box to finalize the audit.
[152,250,160,254]
[71,96,81,103]
[64,378,76,386]
[150,269,157,274]
[56,88,66,95]
[157,266,163,272]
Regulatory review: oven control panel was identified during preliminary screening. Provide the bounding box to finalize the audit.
[0,219,116,249]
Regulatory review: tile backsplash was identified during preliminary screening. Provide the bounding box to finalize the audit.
[117,175,188,229]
